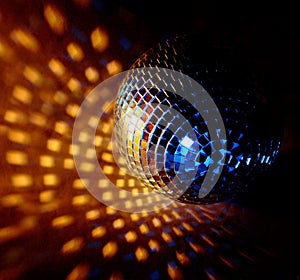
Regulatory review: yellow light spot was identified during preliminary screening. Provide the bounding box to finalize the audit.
[67,77,81,93]
[102,192,113,201]
[6,151,28,165]
[10,28,40,52]
[67,42,84,61]
[182,222,194,232]
[4,110,27,124]
[201,235,214,247]
[125,231,137,243]
[80,162,95,172]
[167,263,183,280]
[64,158,74,169]
[69,144,79,156]
[73,178,86,190]
[116,179,125,188]
[49,59,65,76]
[61,237,84,254]
[52,215,74,228]
[161,232,172,243]
[66,264,90,280]
[12,174,32,188]
[85,66,99,83]
[91,27,109,52]
[44,3,67,35]
[172,226,184,237]
[106,60,122,75]
[72,195,90,206]
[113,218,125,229]
[135,247,148,262]
[139,224,149,235]
[1,194,23,207]
[86,209,100,220]
[39,190,55,203]
[47,138,62,152]
[188,242,205,254]
[54,121,69,135]
[102,242,118,259]
[176,251,190,266]
[101,152,114,163]
[162,214,172,223]
[12,85,32,104]
[130,213,140,222]
[23,66,43,86]
[102,165,114,175]
[43,174,59,186]
[152,217,161,228]
[40,155,55,167]
[91,226,106,238]
[148,239,160,252]
[66,103,80,118]
[106,207,116,215]
[30,112,47,127]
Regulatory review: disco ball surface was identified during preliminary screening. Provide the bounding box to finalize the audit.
[114,34,282,204]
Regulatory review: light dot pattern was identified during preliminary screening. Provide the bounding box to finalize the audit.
[0,1,289,279]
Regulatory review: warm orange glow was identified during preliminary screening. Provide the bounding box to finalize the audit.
[67,77,81,93]
[92,226,106,238]
[43,174,59,186]
[61,237,84,254]
[66,264,90,280]
[66,103,80,118]
[54,121,69,135]
[139,224,149,235]
[85,66,99,83]
[0,40,14,61]
[30,112,47,127]
[10,28,40,52]
[44,3,67,35]
[23,66,43,86]
[85,209,100,220]
[12,85,32,104]
[48,59,66,76]
[102,242,118,259]
[39,190,56,203]
[67,42,84,61]
[40,155,55,167]
[52,215,75,228]
[135,247,148,262]
[4,110,27,124]
[152,217,161,228]
[161,232,172,243]
[106,60,122,75]
[1,194,24,207]
[148,239,160,252]
[124,231,137,243]
[188,242,204,254]
[167,263,183,280]
[176,251,190,266]
[90,27,109,52]
[112,218,125,229]
[47,138,62,152]
[11,174,33,188]
[6,151,28,165]
[72,195,90,206]
[63,158,74,169]
[73,178,86,190]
